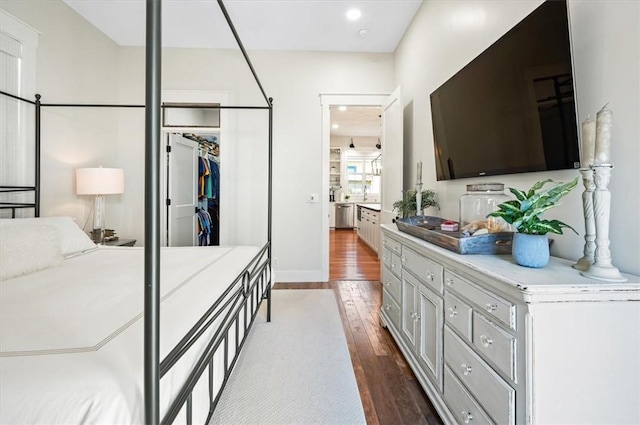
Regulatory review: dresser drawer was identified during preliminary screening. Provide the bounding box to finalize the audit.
[402,246,444,294]
[444,365,493,425]
[445,292,472,341]
[445,327,515,425]
[382,248,392,269]
[382,235,402,256]
[473,312,516,382]
[445,271,515,330]
[382,289,401,330]
[382,266,401,304]
[390,252,402,278]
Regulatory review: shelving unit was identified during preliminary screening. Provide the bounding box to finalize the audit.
[329,148,342,190]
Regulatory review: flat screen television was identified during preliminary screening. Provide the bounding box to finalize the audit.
[430,0,580,181]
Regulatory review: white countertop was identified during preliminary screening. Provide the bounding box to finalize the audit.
[356,203,381,211]
[381,224,640,303]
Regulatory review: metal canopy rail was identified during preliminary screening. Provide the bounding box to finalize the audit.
[1,0,273,423]
[0,91,41,217]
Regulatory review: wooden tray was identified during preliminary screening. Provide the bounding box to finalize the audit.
[395,216,513,255]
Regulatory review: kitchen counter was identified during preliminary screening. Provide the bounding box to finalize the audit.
[357,203,381,212]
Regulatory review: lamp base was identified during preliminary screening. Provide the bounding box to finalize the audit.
[92,194,106,244]
[91,228,105,244]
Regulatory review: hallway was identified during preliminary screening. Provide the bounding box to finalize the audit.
[329,229,380,281]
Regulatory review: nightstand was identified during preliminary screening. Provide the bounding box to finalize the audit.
[102,238,137,247]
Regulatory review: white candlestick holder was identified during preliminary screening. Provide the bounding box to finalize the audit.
[572,168,596,270]
[581,164,627,282]
[415,182,423,216]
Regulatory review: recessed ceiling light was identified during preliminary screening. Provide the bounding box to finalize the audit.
[346,8,361,21]
[332,124,340,129]
[338,106,347,111]
[358,29,369,38]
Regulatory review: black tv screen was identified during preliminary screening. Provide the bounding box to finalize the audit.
[430,0,580,181]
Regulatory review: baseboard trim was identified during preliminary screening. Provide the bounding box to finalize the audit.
[274,270,324,283]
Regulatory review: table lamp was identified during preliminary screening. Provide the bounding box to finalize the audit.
[76,167,124,244]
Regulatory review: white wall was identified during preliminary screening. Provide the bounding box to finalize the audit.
[394,0,640,275]
[115,47,394,280]
[1,1,122,232]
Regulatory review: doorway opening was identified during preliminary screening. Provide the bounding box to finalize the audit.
[320,88,403,282]
[328,104,382,281]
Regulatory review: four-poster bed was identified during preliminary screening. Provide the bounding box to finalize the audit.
[0,0,273,423]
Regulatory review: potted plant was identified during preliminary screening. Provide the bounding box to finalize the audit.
[487,177,579,268]
[393,189,439,218]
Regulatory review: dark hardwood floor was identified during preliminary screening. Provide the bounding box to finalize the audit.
[330,229,380,281]
[274,231,443,425]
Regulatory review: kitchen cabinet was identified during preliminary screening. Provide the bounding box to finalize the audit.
[357,204,380,253]
[380,224,640,425]
[329,148,342,195]
[329,201,335,228]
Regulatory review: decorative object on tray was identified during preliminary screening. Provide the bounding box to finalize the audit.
[392,188,439,218]
[574,105,626,282]
[395,216,512,255]
[459,183,511,230]
[488,178,578,268]
[440,220,458,232]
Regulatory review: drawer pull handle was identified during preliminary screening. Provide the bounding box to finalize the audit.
[447,307,458,318]
[485,303,498,313]
[461,411,474,423]
[401,255,407,262]
[445,278,454,286]
[385,305,392,311]
[461,363,472,376]
[391,263,396,269]
[480,334,493,347]
[383,255,387,261]
[426,271,434,281]
[385,281,391,287]
[413,313,421,322]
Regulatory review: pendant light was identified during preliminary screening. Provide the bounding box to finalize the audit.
[349,138,355,149]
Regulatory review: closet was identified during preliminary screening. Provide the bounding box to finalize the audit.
[192,133,220,246]
[162,101,222,247]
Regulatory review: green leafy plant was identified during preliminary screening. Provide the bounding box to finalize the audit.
[393,189,439,218]
[487,178,579,235]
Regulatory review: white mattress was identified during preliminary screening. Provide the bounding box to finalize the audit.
[0,245,260,424]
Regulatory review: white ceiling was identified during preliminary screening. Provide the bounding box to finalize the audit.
[330,106,381,137]
[63,0,422,53]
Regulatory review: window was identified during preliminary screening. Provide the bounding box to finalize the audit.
[0,11,38,216]
[345,151,381,201]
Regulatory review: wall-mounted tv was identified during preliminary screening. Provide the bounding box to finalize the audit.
[430,0,580,181]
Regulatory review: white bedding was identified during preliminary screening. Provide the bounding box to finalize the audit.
[0,245,260,424]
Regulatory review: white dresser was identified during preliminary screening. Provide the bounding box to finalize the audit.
[380,224,640,425]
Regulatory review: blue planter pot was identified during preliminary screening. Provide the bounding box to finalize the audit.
[512,233,549,268]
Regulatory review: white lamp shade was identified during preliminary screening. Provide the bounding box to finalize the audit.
[76,167,125,195]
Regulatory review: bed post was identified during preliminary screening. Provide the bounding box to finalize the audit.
[34,94,41,217]
[144,0,162,424]
[267,97,273,322]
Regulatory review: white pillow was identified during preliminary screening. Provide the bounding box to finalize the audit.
[0,222,64,280]
[0,216,96,258]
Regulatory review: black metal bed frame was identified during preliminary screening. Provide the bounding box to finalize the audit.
[0,1,273,423]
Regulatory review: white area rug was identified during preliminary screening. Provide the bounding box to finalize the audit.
[210,289,366,425]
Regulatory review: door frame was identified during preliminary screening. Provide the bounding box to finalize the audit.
[320,93,390,282]
[160,90,229,246]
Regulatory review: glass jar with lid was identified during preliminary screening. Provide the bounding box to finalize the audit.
[459,183,511,233]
